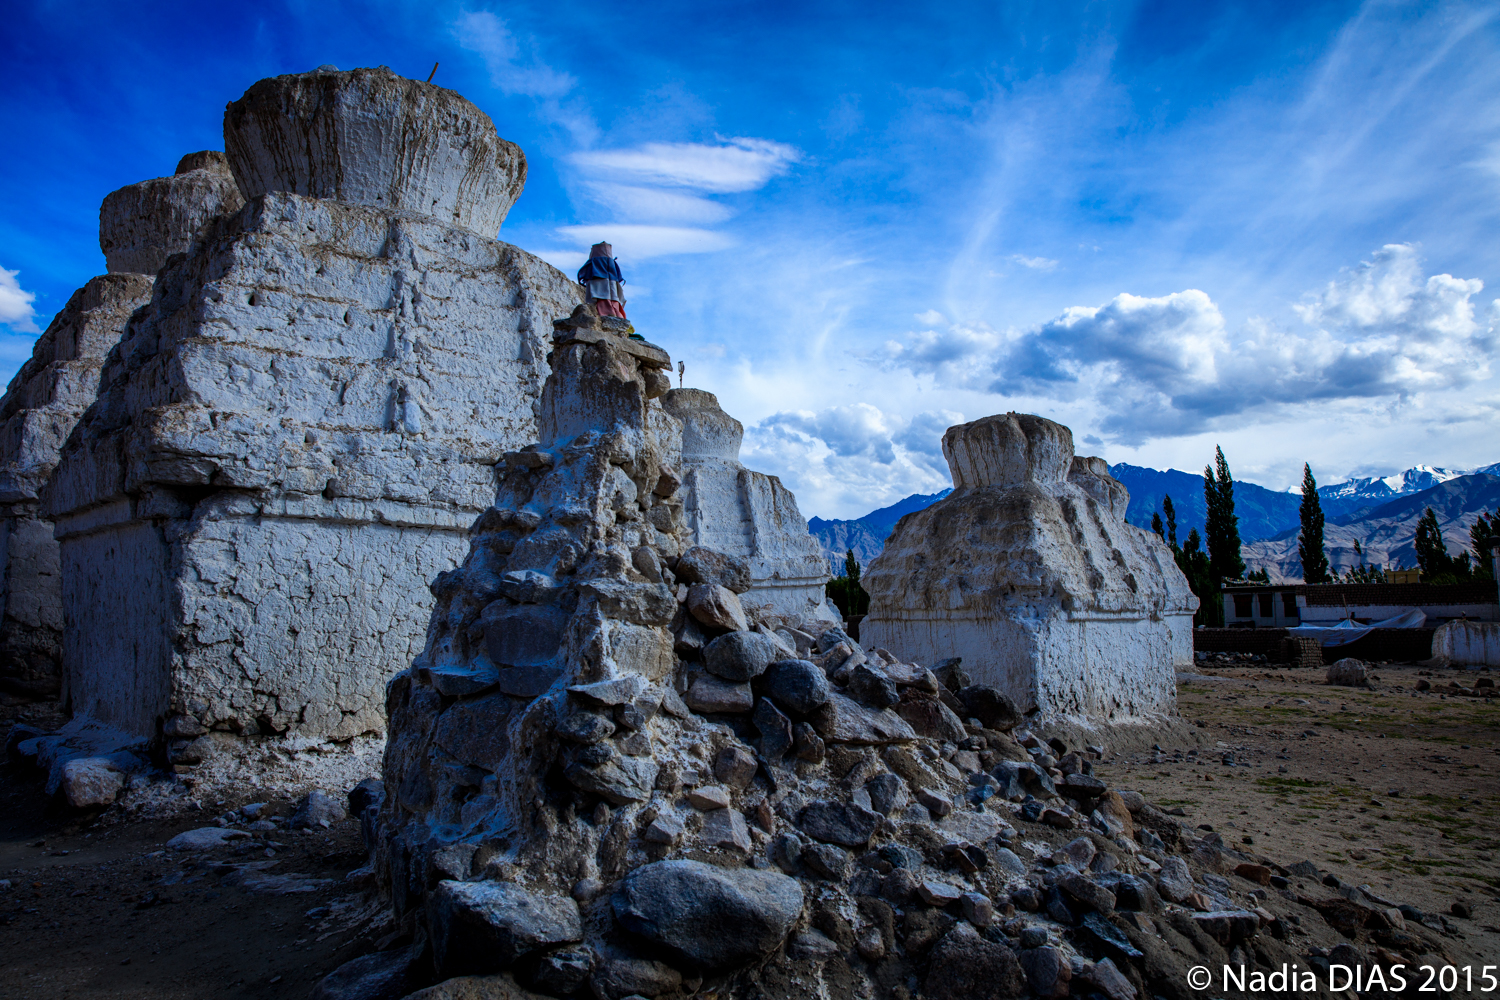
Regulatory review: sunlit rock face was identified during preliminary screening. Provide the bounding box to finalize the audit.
[860,412,1197,721]
[40,67,581,740]
[662,389,837,626]
[0,158,241,700]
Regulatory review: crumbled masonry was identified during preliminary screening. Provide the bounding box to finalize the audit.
[862,413,1198,721]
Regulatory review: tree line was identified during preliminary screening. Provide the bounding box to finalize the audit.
[1149,451,1499,625]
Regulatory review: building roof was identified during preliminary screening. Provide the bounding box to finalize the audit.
[1297,583,1498,607]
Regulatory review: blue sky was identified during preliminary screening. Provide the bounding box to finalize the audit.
[3,0,1498,518]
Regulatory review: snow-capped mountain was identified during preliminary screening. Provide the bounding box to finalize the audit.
[1316,463,1500,520]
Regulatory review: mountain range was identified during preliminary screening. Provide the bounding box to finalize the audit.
[808,463,1499,580]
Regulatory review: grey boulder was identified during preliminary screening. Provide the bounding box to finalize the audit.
[763,659,831,715]
[703,631,779,682]
[611,859,804,972]
[429,880,583,978]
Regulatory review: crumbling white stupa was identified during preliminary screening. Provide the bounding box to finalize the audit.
[0,153,243,700]
[661,389,837,625]
[860,413,1197,720]
[41,67,582,742]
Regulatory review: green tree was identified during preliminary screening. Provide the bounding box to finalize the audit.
[1151,511,1164,539]
[825,548,869,617]
[1414,507,1450,577]
[1297,463,1330,584]
[1162,495,1178,551]
[1203,446,1245,583]
[1177,528,1218,626]
[1472,509,1499,579]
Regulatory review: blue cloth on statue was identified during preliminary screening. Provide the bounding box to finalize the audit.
[577,256,623,283]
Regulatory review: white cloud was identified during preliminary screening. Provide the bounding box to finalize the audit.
[554,224,735,259]
[0,267,40,334]
[742,405,962,517]
[886,245,1497,444]
[453,11,575,98]
[1010,254,1059,270]
[570,137,801,193]
[914,309,945,325]
[583,183,733,225]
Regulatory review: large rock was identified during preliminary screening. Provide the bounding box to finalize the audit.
[428,880,583,978]
[98,151,245,274]
[224,67,524,237]
[702,630,778,681]
[663,389,837,625]
[311,948,425,1000]
[611,860,804,972]
[41,67,582,740]
[861,414,1197,721]
[922,929,1025,1000]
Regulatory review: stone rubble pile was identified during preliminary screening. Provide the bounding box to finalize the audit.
[0,152,242,701]
[334,326,1451,1000]
[862,413,1198,722]
[36,66,582,745]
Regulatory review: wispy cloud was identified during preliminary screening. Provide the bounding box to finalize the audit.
[1010,254,1058,270]
[0,267,40,334]
[451,10,595,143]
[571,138,801,193]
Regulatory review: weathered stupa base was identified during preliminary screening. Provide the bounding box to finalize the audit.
[861,414,1196,723]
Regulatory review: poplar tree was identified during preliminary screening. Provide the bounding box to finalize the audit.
[1203,446,1245,583]
[1414,508,1454,578]
[1297,463,1330,584]
[1162,495,1178,551]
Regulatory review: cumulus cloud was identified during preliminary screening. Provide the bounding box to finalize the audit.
[0,267,40,334]
[743,404,962,516]
[887,245,1496,444]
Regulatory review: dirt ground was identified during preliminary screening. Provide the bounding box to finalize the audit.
[1,655,1496,998]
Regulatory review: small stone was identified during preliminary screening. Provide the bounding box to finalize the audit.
[60,758,126,809]
[685,675,754,714]
[931,658,970,692]
[1040,808,1074,829]
[1451,900,1473,919]
[764,659,832,714]
[1326,658,1371,687]
[960,892,994,927]
[916,787,953,817]
[924,930,1024,1000]
[1020,945,1071,998]
[686,785,731,810]
[957,685,1021,730]
[797,801,880,847]
[288,789,348,829]
[311,949,422,1000]
[703,631,779,681]
[687,583,749,631]
[428,880,583,978]
[1081,957,1137,1000]
[675,546,752,593]
[791,722,826,762]
[894,690,969,743]
[864,772,907,815]
[1191,910,1260,946]
[645,812,686,844]
[917,879,964,906]
[848,664,900,709]
[590,956,682,1000]
[701,807,752,851]
[753,698,794,760]
[713,745,759,789]
[1155,856,1193,903]
[611,859,804,972]
[788,927,840,962]
[1233,863,1272,886]
[568,675,646,706]
[1058,873,1115,914]
[855,925,886,961]
[565,754,658,805]
[532,949,595,997]
[167,827,251,850]
[557,712,616,744]
[1059,836,1097,868]
[802,843,852,881]
[811,693,918,744]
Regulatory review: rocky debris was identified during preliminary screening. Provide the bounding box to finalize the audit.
[428,880,583,978]
[923,927,1024,1000]
[611,860,803,972]
[1326,658,1372,687]
[40,66,584,743]
[861,413,1197,720]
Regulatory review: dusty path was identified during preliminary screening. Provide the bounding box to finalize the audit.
[1093,657,1500,965]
